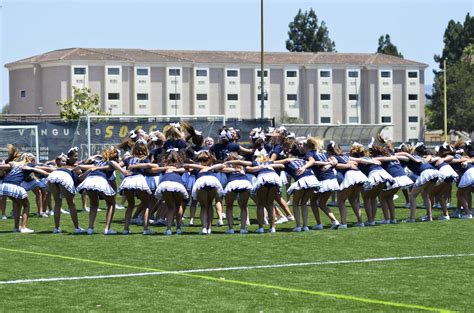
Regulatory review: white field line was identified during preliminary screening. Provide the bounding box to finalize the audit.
[1,253,473,285]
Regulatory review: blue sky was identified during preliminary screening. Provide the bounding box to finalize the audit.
[0,0,472,108]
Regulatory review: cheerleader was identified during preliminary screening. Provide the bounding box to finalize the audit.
[47,148,84,233]
[163,122,187,151]
[118,139,153,235]
[274,142,320,232]
[222,153,254,234]
[350,141,393,226]
[302,137,340,230]
[185,151,224,234]
[450,140,473,218]
[19,153,49,217]
[76,146,126,234]
[396,142,441,222]
[154,150,188,235]
[246,150,284,233]
[327,141,368,228]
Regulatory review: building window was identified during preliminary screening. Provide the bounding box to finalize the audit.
[287,94,297,101]
[257,94,268,101]
[348,116,359,123]
[136,68,148,76]
[320,117,331,124]
[348,94,359,101]
[227,94,238,101]
[348,71,359,78]
[320,94,331,101]
[107,68,120,75]
[320,70,331,78]
[20,90,26,98]
[169,93,181,100]
[408,116,418,123]
[108,93,120,100]
[196,93,207,101]
[381,94,391,101]
[408,94,418,101]
[74,67,86,75]
[257,70,268,77]
[381,116,392,123]
[286,70,297,78]
[137,93,148,101]
[196,69,207,77]
[408,71,418,78]
[168,68,180,76]
[380,71,391,78]
[227,70,238,77]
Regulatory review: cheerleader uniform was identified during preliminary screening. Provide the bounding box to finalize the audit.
[381,158,413,190]
[210,142,240,187]
[20,163,47,192]
[0,166,28,199]
[306,151,340,193]
[224,171,253,195]
[191,171,224,200]
[357,158,394,191]
[47,167,78,194]
[251,160,283,191]
[435,161,458,183]
[400,156,440,188]
[163,139,187,151]
[155,172,188,200]
[285,159,320,196]
[76,161,116,196]
[118,157,152,195]
[451,154,474,188]
[334,155,369,190]
[182,146,208,192]
[269,144,289,185]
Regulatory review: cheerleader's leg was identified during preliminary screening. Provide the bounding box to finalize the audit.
[255,187,267,228]
[301,188,314,228]
[348,185,363,224]
[49,183,62,229]
[60,185,79,229]
[207,188,217,232]
[310,192,322,225]
[123,190,135,233]
[292,190,304,228]
[237,190,250,231]
[11,199,21,230]
[86,190,100,231]
[175,192,184,231]
[225,192,236,230]
[318,191,338,223]
[104,194,116,232]
[265,185,278,229]
[162,191,176,231]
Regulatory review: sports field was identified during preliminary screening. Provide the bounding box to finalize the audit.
[0,192,472,312]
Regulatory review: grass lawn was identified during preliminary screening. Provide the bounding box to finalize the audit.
[0,187,472,312]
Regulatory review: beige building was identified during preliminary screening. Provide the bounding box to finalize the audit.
[5,48,428,142]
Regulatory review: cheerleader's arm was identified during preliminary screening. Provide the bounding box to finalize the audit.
[239,146,253,155]
[35,165,56,172]
[224,160,252,167]
[373,156,398,162]
[350,157,381,165]
[22,166,50,177]
[273,157,298,164]
[220,167,240,173]
[208,164,225,172]
[267,164,285,170]
[109,161,131,176]
[183,163,205,170]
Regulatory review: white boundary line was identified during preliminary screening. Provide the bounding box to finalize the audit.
[1,253,473,285]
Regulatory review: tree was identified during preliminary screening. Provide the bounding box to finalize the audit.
[286,8,336,52]
[426,13,474,132]
[56,87,107,120]
[377,34,403,58]
[1,104,9,114]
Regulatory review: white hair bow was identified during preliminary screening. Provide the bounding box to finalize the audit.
[442,142,449,149]
[434,146,440,153]
[368,137,375,149]
[112,146,121,157]
[465,140,472,146]
[253,149,268,157]
[170,122,180,128]
[68,147,78,154]
[129,130,137,139]
[150,135,158,142]
[166,148,179,153]
[397,143,406,150]
[195,130,202,136]
[58,153,67,159]
[287,132,296,138]
[415,142,424,149]
[330,140,336,148]
[136,138,147,145]
[267,127,275,133]
[456,149,464,154]
[352,142,363,148]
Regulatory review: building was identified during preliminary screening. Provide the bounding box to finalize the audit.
[5,48,428,142]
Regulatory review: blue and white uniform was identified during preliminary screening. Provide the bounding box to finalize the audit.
[0,165,28,199]
[401,156,440,187]
[224,171,253,195]
[118,157,152,194]
[435,161,458,183]
[191,170,224,200]
[380,156,413,190]
[251,160,283,191]
[77,160,116,196]
[47,167,78,194]
[358,158,394,191]
[155,172,188,200]
[333,155,369,190]
[20,163,47,191]
[285,159,320,195]
[451,154,474,188]
[306,151,339,193]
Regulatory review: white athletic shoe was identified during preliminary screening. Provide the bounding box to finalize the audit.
[20,227,34,233]
[216,220,224,227]
[338,224,348,229]
[450,209,461,219]
[405,202,411,209]
[438,215,450,221]
[263,218,269,225]
[200,228,208,235]
[1,214,7,220]
[222,213,227,219]
[53,227,61,234]
[302,226,310,232]
[104,229,117,235]
[189,218,194,226]
[239,228,248,234]
[115,204,125,210]
[61,209,70,215]
[225,229,235,234]
[122,230,131,235]
[287,215,295,221]
[312,224,324,230]
[330,221,340,230]
[420,215,432,222]
[255,227,265,234]
[38,212,49,218]
[275,217,288,224]
[143,229,154,235]
[87,228,94,235]
[163,229,172,236]
[176,228,183,235]
[390,219,398,224]
[292,226,302,232]
[461,214,472,219]
[269,227,276,233]
[83,207,90,213]
[446,202,451,209]
[376,219,390,225]
[392,194,399,200]
[354,222,366,227]
[74,227,85,235]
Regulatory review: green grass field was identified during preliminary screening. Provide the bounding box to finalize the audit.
[0,189,472,312]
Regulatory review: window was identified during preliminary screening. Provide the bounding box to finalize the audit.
[227,94,238,101]
[136,68,149,76]
[381,94,391,101]
[381,116,392,123]
[408,71,418,78]
[348,94,359,101]
[348,71,359,78]
[320,94,331,101]
[169,93,181,100]
[287,94,297,101]
[227,70,238,77]
[408,94,418,101]
[380,71,391,78]
[320,117,331,124]
[408,116,418,123]
[196,69,207,77]
[137,93,148,100]
[20,90,26,98]
[320,70,331,78]
[257,94,268,101]
[107,68,120,75]
[168,68,180,76]
[348,116,359,123]
[196,94,207,101]
[108,93,120,100]
[74,67,86,75]
[257,70,268,77]
[286,70,297,78]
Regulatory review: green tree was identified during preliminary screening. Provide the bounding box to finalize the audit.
[377,34,403,58]
[427,13,474,132]
[1,104,9,114]
[286,8,336,52]
[56,87,107,120]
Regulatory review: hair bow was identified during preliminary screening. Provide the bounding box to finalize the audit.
[352,142,363,148]
[397,143,406,150]
[170,122,180,128]
[442,142,449,149]
[58,153,67,159]
[166,148,179,153]
[287,132,296,139]
[330,140,336,148]
[434,146,440,153]
[253,149,268,157]
[465,140,472,146]
[136,138,147,145]
[414,142,424,149]
[68,147,78,154]
[129,130,137,139]
[150,135,158,142]
[368,137,375,149]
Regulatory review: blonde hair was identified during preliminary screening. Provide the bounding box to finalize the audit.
[304,137,324,151]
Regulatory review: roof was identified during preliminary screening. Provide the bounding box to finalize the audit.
[5,48,428,68]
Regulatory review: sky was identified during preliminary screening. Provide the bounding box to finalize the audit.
[0,0,472,108]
